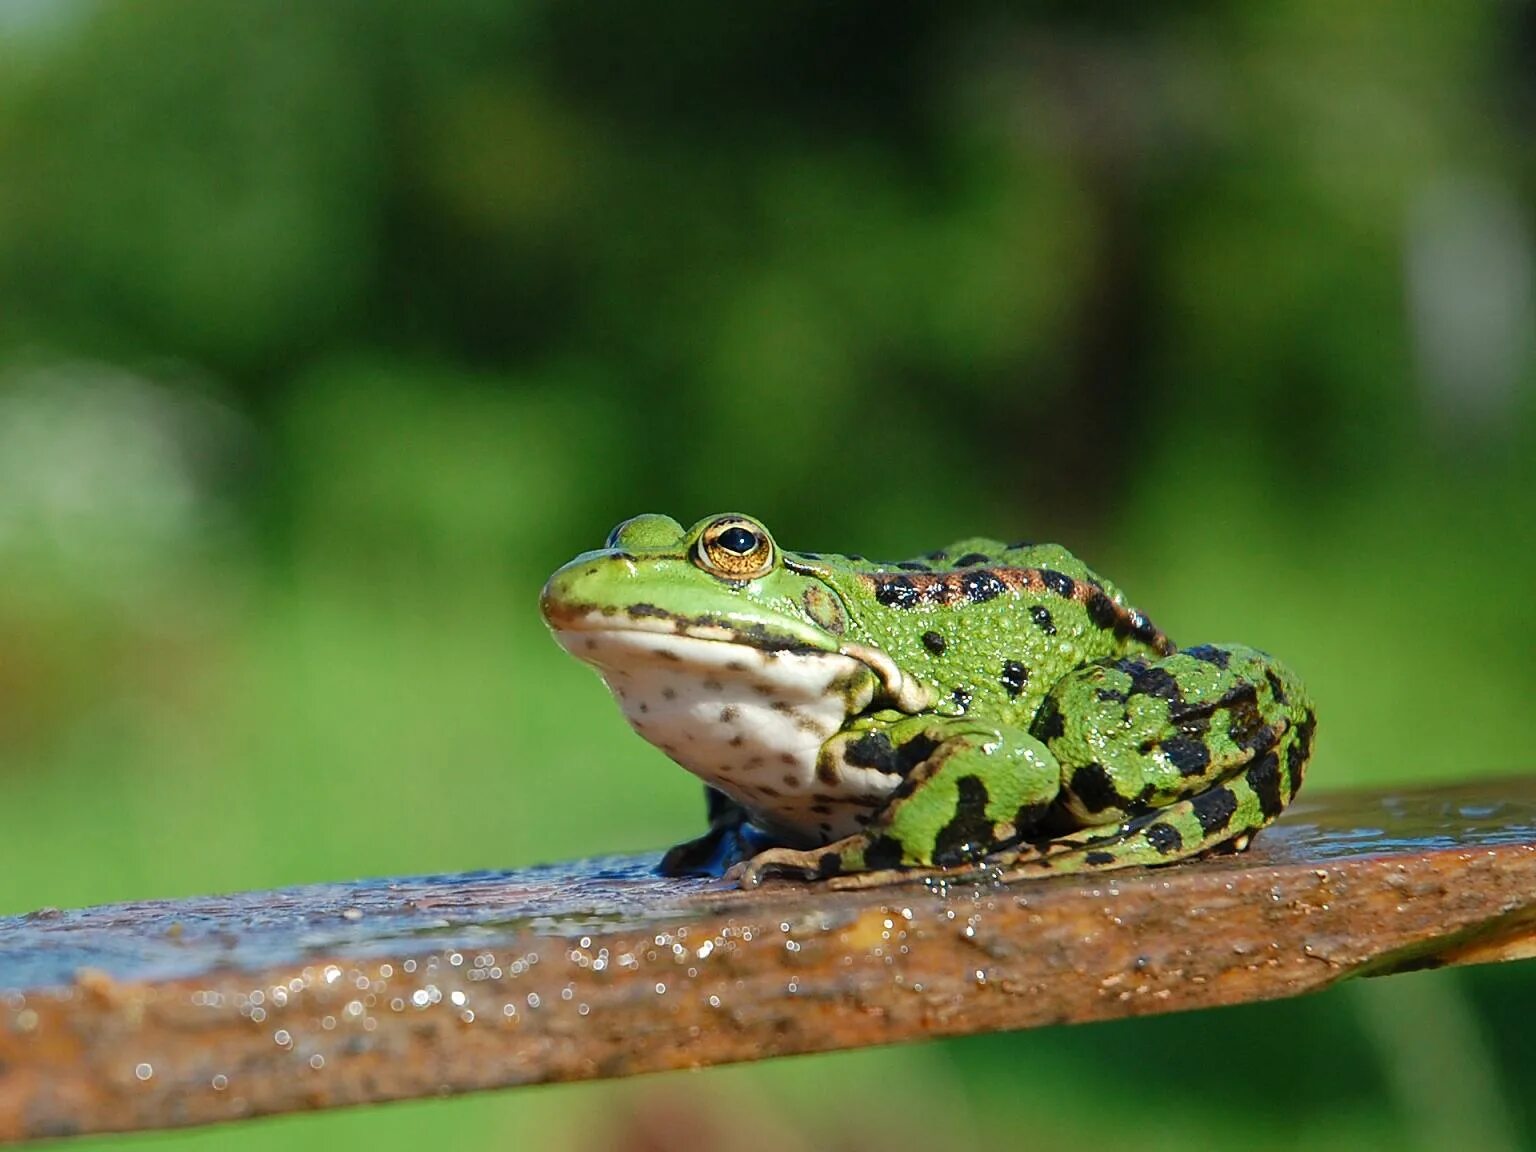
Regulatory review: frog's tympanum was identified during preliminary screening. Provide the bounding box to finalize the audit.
[541,514,1315,887]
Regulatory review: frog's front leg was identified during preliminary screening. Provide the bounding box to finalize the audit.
[660,787,781,877]
[734,719,1062,886]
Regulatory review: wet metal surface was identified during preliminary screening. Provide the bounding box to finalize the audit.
[2,778,1536,1142]
[1258,778,1536,861]
[0,861,711,993]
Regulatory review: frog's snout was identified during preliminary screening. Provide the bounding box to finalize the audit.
[540,552,632,629]
[537,575,559,626]
[538,561,584,628]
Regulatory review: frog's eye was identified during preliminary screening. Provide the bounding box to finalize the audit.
[716,526,758,553]
[694,516,775,581]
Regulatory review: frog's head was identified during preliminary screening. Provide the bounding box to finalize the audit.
[541,514,931,782]
[541,513,852,657]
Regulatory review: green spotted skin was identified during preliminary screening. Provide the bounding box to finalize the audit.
[540,513,1316,887]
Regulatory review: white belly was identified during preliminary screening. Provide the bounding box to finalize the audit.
[552,625,897,841]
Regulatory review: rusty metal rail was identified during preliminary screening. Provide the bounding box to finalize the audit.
[3,779,1535,1142]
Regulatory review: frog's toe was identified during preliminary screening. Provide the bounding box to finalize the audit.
[732,844,848,888]
[825,864,965,890]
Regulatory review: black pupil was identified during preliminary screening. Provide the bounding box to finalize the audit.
[717,526,758,555]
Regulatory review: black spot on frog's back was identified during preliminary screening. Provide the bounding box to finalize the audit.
[960,571,1006,603]
[873,577,921,609]
[1000,660,1028,698]
[1040,569,1077,598]
[1084,589,1118,630]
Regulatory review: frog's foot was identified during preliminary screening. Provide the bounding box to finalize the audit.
[729,836,866,888]
[830,827,1268,889]
[823,862,994,890]
[741,852,1012,892]
[660,821,782,878]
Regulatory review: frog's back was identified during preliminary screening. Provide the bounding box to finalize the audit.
[800,537,1173,719]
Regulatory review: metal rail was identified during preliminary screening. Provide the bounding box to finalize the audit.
[2,780,1534,1142]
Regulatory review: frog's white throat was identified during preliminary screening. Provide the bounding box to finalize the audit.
[552,624,902,841]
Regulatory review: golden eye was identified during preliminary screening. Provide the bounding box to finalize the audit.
[695,516,775,580]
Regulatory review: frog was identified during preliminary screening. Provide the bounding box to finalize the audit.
[540,513,1316,888]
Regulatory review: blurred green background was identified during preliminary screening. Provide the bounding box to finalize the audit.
[2,2,1535,1149]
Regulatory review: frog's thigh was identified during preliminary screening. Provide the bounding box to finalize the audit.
[855,722,1062,869]
[1037,644,1309,826]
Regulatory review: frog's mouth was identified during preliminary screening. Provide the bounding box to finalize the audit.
[544,604,932,715]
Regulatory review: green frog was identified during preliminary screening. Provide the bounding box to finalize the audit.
[540,513,1315,887]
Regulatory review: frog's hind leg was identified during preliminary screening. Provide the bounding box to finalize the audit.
[817,766,1286,890]
[1005,643,1317,876]
[999,764,1282,878]
[821,741,1298,890]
